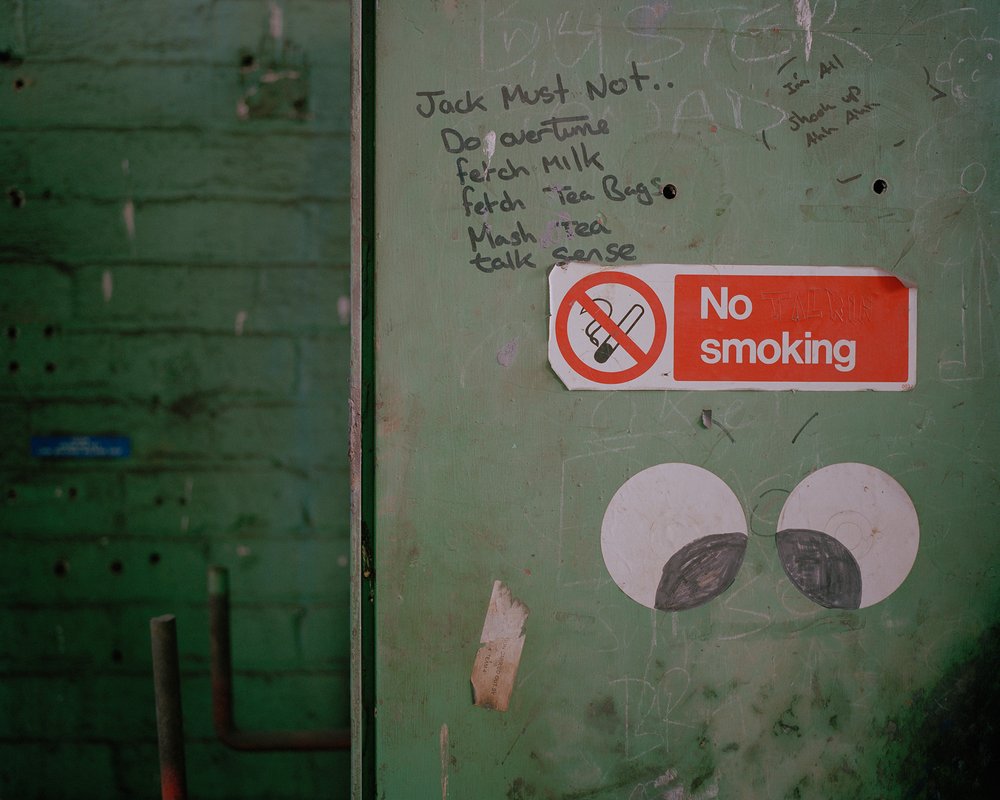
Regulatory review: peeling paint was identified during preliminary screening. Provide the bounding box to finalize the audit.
[122,200,135,241]
[496,338,518,367]
[440,723,449,800]
[794,0,814,61]
[261,69,301,84]
[269,1,284,40]
[654,769,679,787]
[484,130,497,167]
[235,310,248,336]
[101,270,113,303]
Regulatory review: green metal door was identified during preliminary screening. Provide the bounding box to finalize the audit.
[357,2,999,796]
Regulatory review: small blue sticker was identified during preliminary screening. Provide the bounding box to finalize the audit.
[31,436,132,459]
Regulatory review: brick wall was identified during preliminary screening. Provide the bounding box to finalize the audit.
[0,2,352,797]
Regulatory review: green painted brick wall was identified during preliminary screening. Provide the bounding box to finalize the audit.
[0,1,352,798]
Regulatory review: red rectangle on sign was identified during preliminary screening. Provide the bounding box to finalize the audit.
[673,274,912,385]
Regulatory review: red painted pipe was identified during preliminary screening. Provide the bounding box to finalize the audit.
[150,615,189,800]
[208,566,351,751]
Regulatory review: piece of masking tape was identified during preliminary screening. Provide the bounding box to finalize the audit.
[471,580,529,712]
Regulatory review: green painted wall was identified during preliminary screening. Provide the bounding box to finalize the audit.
[368,2,999,798]
[1,2,352,798]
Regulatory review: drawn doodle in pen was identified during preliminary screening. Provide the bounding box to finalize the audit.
[923,66,947,101]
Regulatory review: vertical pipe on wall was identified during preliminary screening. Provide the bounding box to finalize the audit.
[150,614,189,800]
[207,565,235,740]
[207,566,351,751]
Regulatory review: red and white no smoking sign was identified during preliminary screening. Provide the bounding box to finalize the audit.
[549,263,917,391]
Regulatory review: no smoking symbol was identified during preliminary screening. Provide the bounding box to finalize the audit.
[555,271,667,384]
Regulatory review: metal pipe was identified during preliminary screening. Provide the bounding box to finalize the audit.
[150,614,189,800]
[208,566,351,751]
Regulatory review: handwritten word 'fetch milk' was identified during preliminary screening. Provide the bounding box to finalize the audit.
[699,287,857,372]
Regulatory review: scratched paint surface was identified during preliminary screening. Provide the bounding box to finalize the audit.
[1,2,351,798]
[371,2,999,798]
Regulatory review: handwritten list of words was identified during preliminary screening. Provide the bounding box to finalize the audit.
[412,47,887,277]
[414,63,668,276]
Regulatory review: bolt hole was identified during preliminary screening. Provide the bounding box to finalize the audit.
[110,559,123,574]
[6,488,16,501]
[178,496,187,506]
[872,179,888,195]
[53,558,70,577]
[6,326,17,340]
[7,187,25,208]
[13,77,25,91]
[111,649,123,663]
[149,552,161,565]
[67,486,78,500]
[240,53,256,69]
[154,495,164,506]
[662,183,678,200]
[8,361,18,374]
[44,361,56,373]
[43,324,56,338]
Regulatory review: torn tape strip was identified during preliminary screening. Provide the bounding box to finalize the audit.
[471,580,529,712]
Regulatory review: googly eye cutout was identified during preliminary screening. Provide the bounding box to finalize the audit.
[601,463,748,612]
[776,463,919,610]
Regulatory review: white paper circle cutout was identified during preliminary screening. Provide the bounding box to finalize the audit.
[777,463,919,609]
[601,463,748,611]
